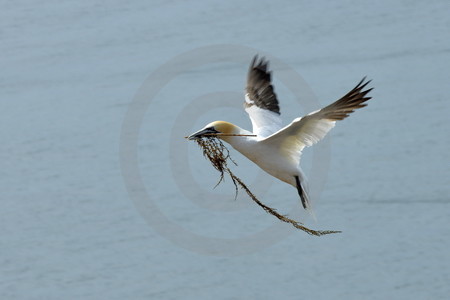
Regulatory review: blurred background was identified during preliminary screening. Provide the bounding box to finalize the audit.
[1,0,449,299]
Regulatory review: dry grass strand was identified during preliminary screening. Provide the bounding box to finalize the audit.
[194,136,341,236]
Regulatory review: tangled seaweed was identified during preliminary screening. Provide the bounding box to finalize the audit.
[194,136,341,236]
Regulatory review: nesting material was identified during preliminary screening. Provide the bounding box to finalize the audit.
[194,136,340,236]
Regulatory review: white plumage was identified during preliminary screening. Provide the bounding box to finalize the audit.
[188,55,373,213]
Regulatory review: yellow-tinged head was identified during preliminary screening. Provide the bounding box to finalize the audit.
[205,121,238,135]
[187,121,240,140]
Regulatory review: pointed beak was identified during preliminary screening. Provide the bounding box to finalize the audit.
[187,128,218,140]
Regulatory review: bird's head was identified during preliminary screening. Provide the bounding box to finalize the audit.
[187,121,238,140]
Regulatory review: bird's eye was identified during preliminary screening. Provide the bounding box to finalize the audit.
[207,127,219,133]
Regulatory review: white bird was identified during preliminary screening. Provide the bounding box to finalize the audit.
[188,56,373,213]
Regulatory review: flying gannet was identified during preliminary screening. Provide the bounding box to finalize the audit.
[188,55,373,213]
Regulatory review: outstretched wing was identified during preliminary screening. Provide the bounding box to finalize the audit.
[262,78,373,165]
[244,56,283,138]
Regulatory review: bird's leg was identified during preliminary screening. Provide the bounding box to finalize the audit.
[294,175,307,209]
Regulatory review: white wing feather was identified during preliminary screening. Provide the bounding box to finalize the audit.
[262,78,372,166]
[262,113,336,166]
[245,93,282,137]
[244,56,282,138]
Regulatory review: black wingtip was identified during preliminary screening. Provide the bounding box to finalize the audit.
[356,76,373,91]
[246,54,280,115]
[250,55,258,69]
[250,54,270,70]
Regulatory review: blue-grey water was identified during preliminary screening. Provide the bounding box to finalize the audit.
[1,1,449,299]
